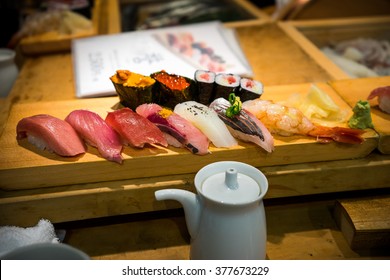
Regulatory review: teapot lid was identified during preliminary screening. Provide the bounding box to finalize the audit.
[196,161,266,205]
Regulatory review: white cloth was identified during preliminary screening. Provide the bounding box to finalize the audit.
[0,219,59,257]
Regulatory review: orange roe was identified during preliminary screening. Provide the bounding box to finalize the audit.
[154,71,190,90]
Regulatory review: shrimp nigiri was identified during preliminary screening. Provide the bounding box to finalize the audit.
[243,99,365,144]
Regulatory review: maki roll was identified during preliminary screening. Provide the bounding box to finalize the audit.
[110,70,156,110]
[214,73,241,100]
[238,78,263,101]
[151,70,194,109]
[194,70,216,105]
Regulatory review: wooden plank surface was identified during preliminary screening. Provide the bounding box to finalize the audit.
[334,196,390,250]
[0,82,378,191]
[1,152,389,227]
[329,76,390,154]
[236,22,333,84]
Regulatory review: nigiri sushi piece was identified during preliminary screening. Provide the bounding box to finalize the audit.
[210,97,274,153]
[243,99,365,144]
[16,114,86,157]
[367,86,390,114]
[136,103,210,155]
[105,108,168,148]
[65,110,123,163]
[174,101,237,148]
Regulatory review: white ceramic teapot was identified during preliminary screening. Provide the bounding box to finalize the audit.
[155,161,268,260]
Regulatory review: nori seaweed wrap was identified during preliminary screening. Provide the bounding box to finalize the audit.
[151,70,194,109]
[110,70,156,110]
[194,70,216,105]
[238,78,263,101]
[214,73,240,100]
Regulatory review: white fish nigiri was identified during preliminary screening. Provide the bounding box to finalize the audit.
[174,101,237,148]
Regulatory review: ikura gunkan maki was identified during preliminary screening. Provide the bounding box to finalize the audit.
[238,78,263,101]
[214,73,241,100]
[151,70,194,109]
[194,70,216,105]
[110,70,156,110]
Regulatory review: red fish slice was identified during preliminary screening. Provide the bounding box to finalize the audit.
[65,110,123,163]
[16,114,86,157]
[105,108,168,148]
[136,103,210,155]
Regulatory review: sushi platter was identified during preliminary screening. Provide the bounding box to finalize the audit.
[0,82,378,191]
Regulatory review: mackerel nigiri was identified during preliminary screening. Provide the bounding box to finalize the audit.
[136,103,209,155]
[16,114,86,157]
[210,98,274,153]
[105,108,168,148]
[174,101,237,148]
[65,110,123,163]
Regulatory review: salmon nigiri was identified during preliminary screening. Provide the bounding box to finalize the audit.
[65,110,123,163]
[16,114,86,157]
[105,108,168,148]
[136,103,210,155]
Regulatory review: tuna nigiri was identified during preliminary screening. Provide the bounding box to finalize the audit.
[105,108,168,148]
[16,114,86,157]
[210,97,274,153]
[65,110,123,163]
[367,86,390,114]
[136,103,210,155]
[174,101,237,148]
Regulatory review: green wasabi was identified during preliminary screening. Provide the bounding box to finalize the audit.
[348,100,374,129]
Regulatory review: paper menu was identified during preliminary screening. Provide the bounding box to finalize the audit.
[72,21,253,98]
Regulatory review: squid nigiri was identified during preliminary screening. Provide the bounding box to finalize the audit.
[105,108,168,148]
[136,103,210,155]
[210,97,274,153]
[174,101,237,148]
[16,114,86,157]
[65,110,123,163]
[367,86,390,114]
[243,99,365,144]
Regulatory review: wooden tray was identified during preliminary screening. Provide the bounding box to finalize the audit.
[18,0,120,55]
[278,17,390,80]
[329,76,390,154]
[0,82,378,191]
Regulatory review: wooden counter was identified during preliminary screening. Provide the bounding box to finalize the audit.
[59,197,390,260]
[1,7,389,259]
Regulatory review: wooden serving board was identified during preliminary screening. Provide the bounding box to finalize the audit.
[329,76,390,154]
[0,82,378,191]
[334,196,390,251]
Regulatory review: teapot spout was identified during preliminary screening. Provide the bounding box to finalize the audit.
[155,189,200,238]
